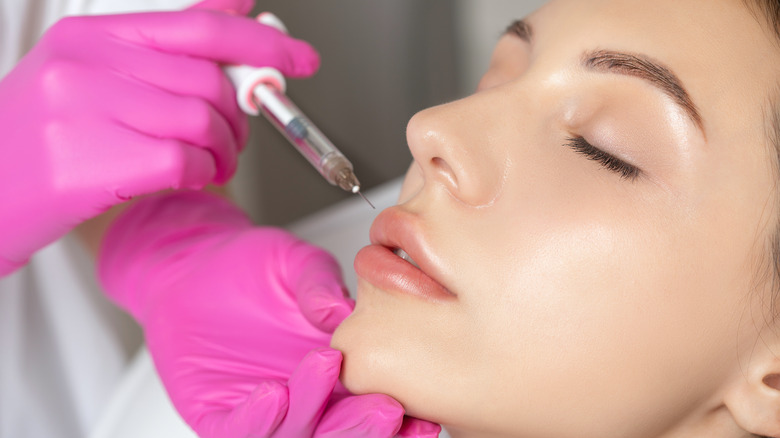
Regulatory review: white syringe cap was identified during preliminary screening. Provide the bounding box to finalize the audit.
[223,12,291,115]
[256,12,289,34]
[225,66,286,115]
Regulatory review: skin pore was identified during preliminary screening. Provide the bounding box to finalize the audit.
[331,1,780,437]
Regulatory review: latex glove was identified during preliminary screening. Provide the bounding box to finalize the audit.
[98,191,441,438]
[0,0,319,275]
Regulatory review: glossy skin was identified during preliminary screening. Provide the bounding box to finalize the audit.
[331,0,780,437]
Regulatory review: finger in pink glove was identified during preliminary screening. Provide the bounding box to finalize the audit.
[317,380,442,438]
[195,348,340,438]
[397,418,443,438]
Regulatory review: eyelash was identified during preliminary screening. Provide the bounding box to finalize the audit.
[565,136,640,181]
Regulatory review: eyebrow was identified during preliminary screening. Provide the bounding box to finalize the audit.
[505,19,532,43]
[583,50,704,132]
[504,19,705,134]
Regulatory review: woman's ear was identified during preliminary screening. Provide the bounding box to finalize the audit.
[723,333,780,437]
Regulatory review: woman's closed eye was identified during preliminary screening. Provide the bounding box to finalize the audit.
[565,136,640,181]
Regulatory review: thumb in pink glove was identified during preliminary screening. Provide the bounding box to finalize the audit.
[0,0,318,275]
[98,190,440,437]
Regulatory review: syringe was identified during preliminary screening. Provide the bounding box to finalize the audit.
[225,64,374,209]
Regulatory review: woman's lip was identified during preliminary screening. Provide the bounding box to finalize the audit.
[354,245,455,302]
[354,208,456,302]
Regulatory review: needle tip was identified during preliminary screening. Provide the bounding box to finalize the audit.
[357,190,375,209]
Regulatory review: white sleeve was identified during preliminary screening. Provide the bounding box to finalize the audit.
[0,236,144,438]
[68,0,195,15]
[0,0,67,76]
[0,0,196,76]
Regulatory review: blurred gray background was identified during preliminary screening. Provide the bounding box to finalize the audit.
[232,0,548,225]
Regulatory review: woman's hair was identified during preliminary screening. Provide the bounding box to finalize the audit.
[747,2,780,436]
[743,0,780,318]
[753,0,780,36]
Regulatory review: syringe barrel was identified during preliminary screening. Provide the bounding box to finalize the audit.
[252,85,353,187]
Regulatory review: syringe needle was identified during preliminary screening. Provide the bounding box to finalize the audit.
[357,190,375,209]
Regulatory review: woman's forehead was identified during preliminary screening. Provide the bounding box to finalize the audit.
[524,0,779,146]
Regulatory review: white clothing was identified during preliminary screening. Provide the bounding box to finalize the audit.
[0,0,191,78]
[0,2,193,437]
[0,236,141,438]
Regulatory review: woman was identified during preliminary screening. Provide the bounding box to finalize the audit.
[331,0,780,436]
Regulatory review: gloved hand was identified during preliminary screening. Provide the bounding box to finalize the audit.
[0,0,318,275]
[98,191,441,438]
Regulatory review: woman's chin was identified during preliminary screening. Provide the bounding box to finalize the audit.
[330,310,382,396]
[329,280,454,423]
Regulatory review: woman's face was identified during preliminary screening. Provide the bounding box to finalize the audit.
[331,0,780,436]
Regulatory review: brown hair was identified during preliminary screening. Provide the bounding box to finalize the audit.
[745,2,780,437]
[745,0,780,313]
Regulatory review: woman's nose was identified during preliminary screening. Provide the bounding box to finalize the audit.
[405,98,509,207]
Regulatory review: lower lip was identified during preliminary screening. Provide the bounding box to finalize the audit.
[354,244,455,302]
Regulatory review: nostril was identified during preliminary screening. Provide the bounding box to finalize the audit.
[763,374,780,390]
[431,157,458,190]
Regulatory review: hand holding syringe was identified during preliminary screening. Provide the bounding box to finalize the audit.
[224,13,374,208]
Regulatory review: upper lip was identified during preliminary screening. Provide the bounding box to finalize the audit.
[369,207,455,296]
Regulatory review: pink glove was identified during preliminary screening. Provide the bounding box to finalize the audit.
[98,191,441,438]
[0,0,319,275]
